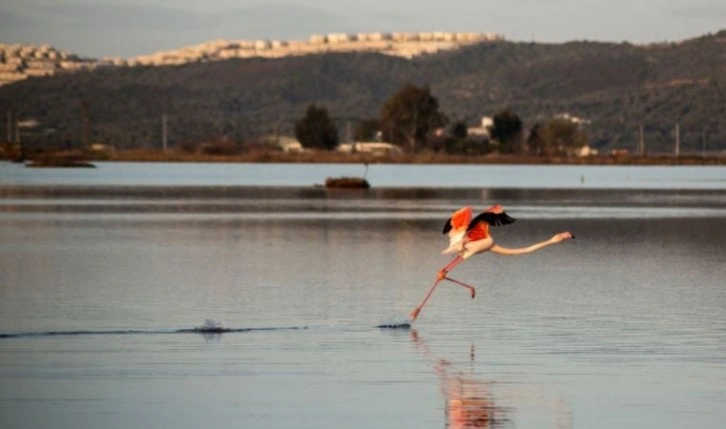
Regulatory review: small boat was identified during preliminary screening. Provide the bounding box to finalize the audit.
[324,176,370,189]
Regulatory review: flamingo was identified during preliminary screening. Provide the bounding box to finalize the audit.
[409,205,574,321]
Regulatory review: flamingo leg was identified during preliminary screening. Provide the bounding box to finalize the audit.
[409,278,443,321]
[410,256,466,321]
[443,276,476,299]
[439,255,464,277]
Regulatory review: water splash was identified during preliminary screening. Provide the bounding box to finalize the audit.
[376,315,412,329]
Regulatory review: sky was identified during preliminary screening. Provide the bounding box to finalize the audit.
[1,0,725,58]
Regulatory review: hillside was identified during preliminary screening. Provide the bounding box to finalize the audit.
[1,30,724,154]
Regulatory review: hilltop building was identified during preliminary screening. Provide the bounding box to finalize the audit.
[128,32,501,66]
[0,43,95,86]
[0,32,503,86]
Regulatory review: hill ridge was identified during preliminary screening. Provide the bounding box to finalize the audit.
[1,30,724,153]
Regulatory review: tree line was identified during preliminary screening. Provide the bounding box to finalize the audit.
[295,83,588,156]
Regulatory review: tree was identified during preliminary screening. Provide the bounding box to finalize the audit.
[450,120,469,140]
[437,120,491,155]
[354,118,381,141]
[526,123,545,155]
[488,109,523,153]
[380,83,448,151]
[294,104,338,150]
[540,118,588,155]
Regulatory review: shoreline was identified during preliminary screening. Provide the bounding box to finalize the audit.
[86,149,726,166]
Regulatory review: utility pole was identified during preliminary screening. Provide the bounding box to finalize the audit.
[274,121,279,144]
[638,123,645,156]
[81,100,90,149]
[6,111,11,142]
[674,123,680,157]
[15,118,24,161]
[701,127,706,157]
[162,114,168,152]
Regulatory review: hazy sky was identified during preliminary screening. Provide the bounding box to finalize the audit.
[1,0,724,58]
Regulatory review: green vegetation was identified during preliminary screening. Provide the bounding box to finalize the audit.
[294,103,339,150]
[489,109,523,152]
[0,30,724,157]
[354,118,381,141]
[380,83,448,151]
[527,118,588,155]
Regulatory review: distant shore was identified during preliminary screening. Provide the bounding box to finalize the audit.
[90,149,726,166]
[4,148,725,166]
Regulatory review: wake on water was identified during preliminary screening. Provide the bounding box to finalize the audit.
[0,319,307,339]
[0,317,412,339]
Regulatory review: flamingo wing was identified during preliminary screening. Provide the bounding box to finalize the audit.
[442,219,453,234]
[442,206,472,235]
[467,205,516,230]
[441,207,473,254]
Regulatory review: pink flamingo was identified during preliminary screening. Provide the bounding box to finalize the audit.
[410,205,574,321]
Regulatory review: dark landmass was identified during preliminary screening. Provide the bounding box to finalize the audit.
[22,152,96,168]
[1,147,724,166]
[0,30,724,155]
[324,176,371,189]
[94,148,726,165]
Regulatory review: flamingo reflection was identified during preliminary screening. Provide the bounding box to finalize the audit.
[411,330,573,429]
[411,330,509,428]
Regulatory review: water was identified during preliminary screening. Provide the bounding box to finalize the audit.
[1,161,725,188]
[1,163,725,429]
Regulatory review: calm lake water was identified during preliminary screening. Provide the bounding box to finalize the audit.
[1,163,725,429]
[0,161,725,188]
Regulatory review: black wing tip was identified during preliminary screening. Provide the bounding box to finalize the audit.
[472,211,517,227]
[442,218,453,234]
[500,212,516,226]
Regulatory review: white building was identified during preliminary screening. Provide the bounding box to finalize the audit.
[555,113,591,125]
[262,135,304,152]
[576,145,598,157]
[337,142,401,156]
[467,117,494,139]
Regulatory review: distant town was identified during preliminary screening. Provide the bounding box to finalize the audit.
[0,31,502,86]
